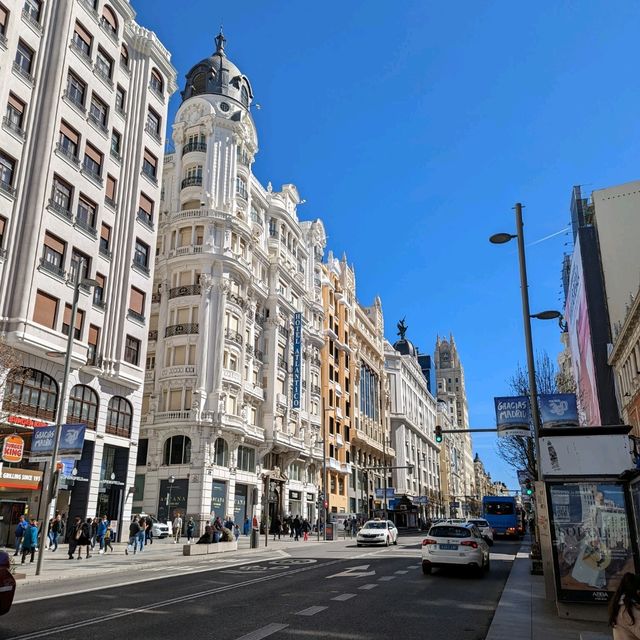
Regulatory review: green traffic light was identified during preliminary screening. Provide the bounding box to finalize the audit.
[435,435,443,443]
[526,488,533,496]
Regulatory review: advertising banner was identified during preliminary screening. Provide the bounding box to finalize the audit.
[291,312,302,409]
[375,488,395,499]
[494,396,531,437]
[0,468,42,491]
[539,394,579,428]
[548,481,634,602]
[2,436,24,463]
[29,424,86,461]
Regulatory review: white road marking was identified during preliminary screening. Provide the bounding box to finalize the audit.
[377,576,396,581]
[296,606,328,616]
[358,583,378,590]
[326,564,375,579]
[234,623,289,640]
[331,593,357,601]
[394,570,408,575]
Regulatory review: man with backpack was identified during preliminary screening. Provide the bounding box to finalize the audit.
[12,516,28,557]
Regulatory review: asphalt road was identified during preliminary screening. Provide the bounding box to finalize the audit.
[0,536,520,640]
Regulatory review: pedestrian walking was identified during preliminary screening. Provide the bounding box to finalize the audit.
[301,518,310,542]
[48,514,63,551]
[96,515,108,553]
[233,524,240,541]
[145,516,154,545]
[243,517,251,536]
[351,517,358,537]
[272,516,282,541]
[136,519,146,552]
[103,522,114,552]
[125,517,141,555]
[20,519,38,564]
[90,517,99,550]
[609,572,640,639]
[12,516,27,557]
[172,513,183,543]
[80,519,92,558]
[292,516,301,542]
[68,516,83,560]
[186,517,196,543]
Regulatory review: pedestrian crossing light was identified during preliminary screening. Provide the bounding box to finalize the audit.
[435,425,443,443]
[524,479,533,496]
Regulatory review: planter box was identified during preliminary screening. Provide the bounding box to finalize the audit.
[183,541,237,556]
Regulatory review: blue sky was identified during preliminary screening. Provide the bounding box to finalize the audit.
[135,1,640,489]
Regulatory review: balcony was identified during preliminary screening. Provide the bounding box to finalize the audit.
[182,141,206,156]
[228,292,245,308]
[55,142,80,166]
[149,83,164,102]
[88,112,109,135]
[75,215,97,238]
[148,329,158,341]
[336,433,344,448]
[155,411,192,422]
[225,328,243,346]
[99,17,119,44]
[145,123,162,144]
[151,293,161,304]
[13,61,34,84]
[181,176,202,189]
[336,407,343,420]
[81,163,103,186]
[141,166,158,184]
[79,0,99,19]
[70,39,92,65]
[311,384,321,396]
[160,365,197,379]
[335,382,342,396]
[169,284,201,299]
[93,64,114,88]
[136,210,154,231]
[39,258,65,279]
[22,7,43,32]
[254,349,264,362]
[277,354,288,370]
[132,259,150,275]
[110,148,122,163]
[99,245,112,260]
[2,116,25,139]
[278,325,290,339]
[222,368,242,385]
[165,323,199,337]
[127,309,146,324]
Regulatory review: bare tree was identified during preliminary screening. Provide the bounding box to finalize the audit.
[0,338,28,420]
[496,351,560,478]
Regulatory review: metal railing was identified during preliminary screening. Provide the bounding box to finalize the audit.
[2,116,25,138]
[182,141,206,155]
[225,328,243,346]
[169,284,201,299]
[165,323,199,337]
[181,175,202,189]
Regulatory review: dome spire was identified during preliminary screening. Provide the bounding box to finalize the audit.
[215,27,226,57]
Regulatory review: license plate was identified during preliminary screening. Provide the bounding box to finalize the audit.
[439,544,458,550]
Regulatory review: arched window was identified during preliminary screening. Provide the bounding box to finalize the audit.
[237,445,255,472]
[150,68,164,96]
[106,396,132,438]
[240,85,249,107]
[67,385,99,430]
[192,72,206,95]
[163,435,191,465]
[213,437,228,466]
[101,5,118,36]
[120,44,129,69]
[3,368,58,421]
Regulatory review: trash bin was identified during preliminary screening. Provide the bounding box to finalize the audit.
[325,523,334,541]
[250,528,260,549]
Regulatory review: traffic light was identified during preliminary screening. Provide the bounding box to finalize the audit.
[524,479,533,496]
[435,425,443,443]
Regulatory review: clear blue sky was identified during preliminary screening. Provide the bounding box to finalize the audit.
[135,1,640,489]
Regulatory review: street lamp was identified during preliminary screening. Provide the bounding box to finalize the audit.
[35,260,99,576]
[166,474,176,522]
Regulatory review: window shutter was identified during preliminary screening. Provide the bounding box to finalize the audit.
[8,94,24,114]
[88,324,100,346]
[106,175,117,200]
[60,122,79,145]
[129,287,145,314]
[143,149,157,168]
[85,144,102,165]
[139,193,153,214]
[74,21,92,45]
[44,232,65,255]
[33,291,58,329]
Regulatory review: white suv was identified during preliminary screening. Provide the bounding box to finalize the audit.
[466,518,494,545]
[136,514,170,539]
[421,523,490,576]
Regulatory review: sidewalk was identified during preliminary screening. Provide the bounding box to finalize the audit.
[485,538,611,640]
[4,531,327,586]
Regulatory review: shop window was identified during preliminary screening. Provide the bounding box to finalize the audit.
[67,384,99,429]
[3,368,58,421]
[213,437,228,466]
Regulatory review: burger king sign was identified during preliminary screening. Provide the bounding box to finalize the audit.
[2,436,24,463]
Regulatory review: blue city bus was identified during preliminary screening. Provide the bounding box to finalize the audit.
[482,496,522,537]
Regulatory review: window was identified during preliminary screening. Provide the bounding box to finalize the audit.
[42,232,65,275]
[142,149,157,180]
[0,4,8,37]
[0,150,15,191]
[62,303,85,340]
[120,44,129,68]
[163,435,191,465]
[106,396,133,438]
[93,273,105,306]
[89,93,108,130]
[105,174,117,206]
[241,85,249,107]
[70,248,90,283]
[110,130,121,158]
[100,224,111,255]
[138,193,154,227]
[23,0,41,23]
[115,85,126,114]
[136,439,148,466]
[0,216,6,250]
[59,121,80,160]
[237,445,255,472]
[134,238,149,270]
[87,324,100,364]
[124,335,141,365]
[15,40,34,78]
[146,107,161,137]
[76,195,97,231]
[101,5,118,36]
[3,368,58,421]
[83,143,103,179]
[129,286,145,321]
[72,21,92,57]
[67,384,99,429]
[213,437,228,466]
[192,72,206,95]
[95,47,113,81]
[150,68,164,95]
[33,290,59,330]
[235,176,247,199]
[6,94,25,133]
[51,176,73,213]
[66,73,86,108]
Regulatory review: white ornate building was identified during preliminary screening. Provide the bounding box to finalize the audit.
[0,0,175,540]
[136,33,326,529]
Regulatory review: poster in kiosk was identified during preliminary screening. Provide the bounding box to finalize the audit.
[540,425,638,604]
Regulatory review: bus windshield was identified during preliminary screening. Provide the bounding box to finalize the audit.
[484,502,514,515]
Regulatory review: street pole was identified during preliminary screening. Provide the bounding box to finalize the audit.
[383,437,388,519]
[35,262,82,576]
[514,202,543,478]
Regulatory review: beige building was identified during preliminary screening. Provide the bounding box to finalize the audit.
[0,0,175,536]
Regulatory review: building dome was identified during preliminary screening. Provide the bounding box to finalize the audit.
[393,338,418,357]
[181,31,254,108]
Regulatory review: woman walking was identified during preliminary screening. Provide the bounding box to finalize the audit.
[21,519,38,564]
[610,572,640,639]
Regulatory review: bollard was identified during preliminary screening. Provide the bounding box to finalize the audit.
[250,528,260,548]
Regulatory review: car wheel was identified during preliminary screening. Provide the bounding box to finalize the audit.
[422,562,432,575]
[393,537,398,545]
[385,537,390,547]
[484,556,491,573]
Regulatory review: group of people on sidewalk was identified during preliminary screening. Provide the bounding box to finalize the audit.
[270,515,312,541]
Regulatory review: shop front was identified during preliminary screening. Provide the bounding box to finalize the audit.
[233,483,248,527]
[0,467,42,546]
[157,477,189,523]
[289,490,302,518]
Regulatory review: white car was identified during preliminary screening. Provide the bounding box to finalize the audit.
[137,514,170,539]
[421,523,490,576]
[356,519,399,547]
[466,518,494,544]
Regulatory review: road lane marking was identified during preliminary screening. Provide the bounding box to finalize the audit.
[377,576,396,581]
[5,559,344,639]
[234,623,289,640]
[296,606,328,616]
[331,593,357,601]
[394,570,408,575]
[358,583,378,590]
[326,564,375,579]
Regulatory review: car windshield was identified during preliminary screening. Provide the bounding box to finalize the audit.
[363,522,386,530]
[468,519,489,527]
[430,526,471,538]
